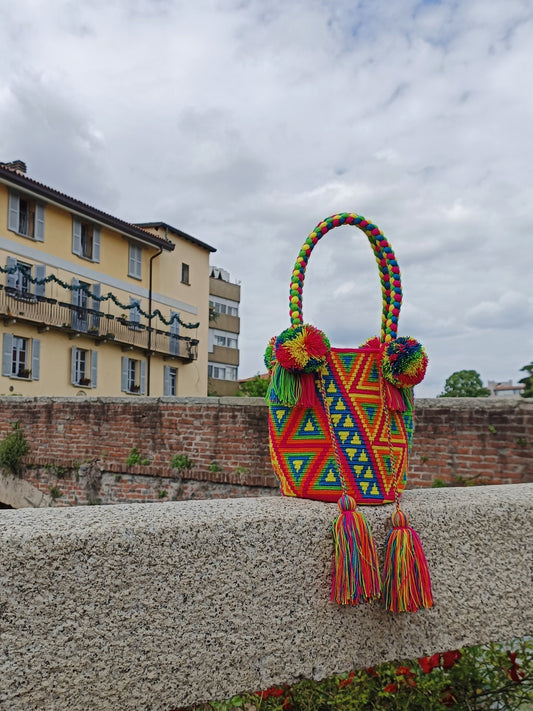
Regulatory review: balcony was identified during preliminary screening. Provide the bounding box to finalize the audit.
[0,287,198,361]
[209,344,239,366]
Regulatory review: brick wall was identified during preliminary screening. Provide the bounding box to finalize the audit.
[0,396,531,507]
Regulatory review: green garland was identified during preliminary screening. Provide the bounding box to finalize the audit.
[0,265,199,329]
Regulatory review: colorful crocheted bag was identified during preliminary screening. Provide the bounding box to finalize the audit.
[265,213,433,612]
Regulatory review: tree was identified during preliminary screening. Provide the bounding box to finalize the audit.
[439,370,490,398]
[519,362,533,398]
[236,374,269,398]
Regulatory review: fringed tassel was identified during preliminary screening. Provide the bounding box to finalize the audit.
[267,366,316,408]
[382,509,433,612]
[331,494,381,605]
[383,380,407,412]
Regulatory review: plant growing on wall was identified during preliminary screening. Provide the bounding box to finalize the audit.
[125,447,150,466]
[170,453,193,472]
[0,422,30,476]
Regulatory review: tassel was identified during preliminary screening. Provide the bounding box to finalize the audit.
[267,366,316,408]
[382,509,433,612]
[383,380,407,412]
[331,494,381,605]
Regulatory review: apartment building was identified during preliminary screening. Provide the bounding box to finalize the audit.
[208,267,240,396]
[0,161,215,397]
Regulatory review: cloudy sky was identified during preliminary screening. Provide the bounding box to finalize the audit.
[1,0,532,396]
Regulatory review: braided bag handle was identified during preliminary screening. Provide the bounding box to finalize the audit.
[288,213,402,343]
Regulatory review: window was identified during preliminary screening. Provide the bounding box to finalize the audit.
[1,334,40,380]
[71,279,91,332]
[121,357,146,394]
[181,262,190,285]
[169,310,180,355]
[5,258,46,301]
[129,244,142,279]
[72,218,101,262]
[164,366,177,396]
[71,347,97,388]
[8,191,45,241]
[208,363,238,381]
[129,298,141,330]
[209,299,239,317]
[214,334,238,349]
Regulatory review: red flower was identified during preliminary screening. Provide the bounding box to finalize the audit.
[339,671,355,688]
[418,653,441,674]
[256,686,286,699]
[442,650,462,670]
[366,667,378,677]
[383,683,398,693]
[508,651,526,683]
[396,666,415,678]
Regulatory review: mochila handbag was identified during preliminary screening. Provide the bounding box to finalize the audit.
[264,213,433,612]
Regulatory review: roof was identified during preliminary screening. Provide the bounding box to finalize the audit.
[0,162,175,252]
[135,221,216,254]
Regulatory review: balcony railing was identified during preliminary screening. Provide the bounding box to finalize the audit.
[0,286,198,361]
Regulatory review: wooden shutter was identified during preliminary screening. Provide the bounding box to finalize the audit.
[31,339,40,380]
[8,192,19,232]
[121,357,128,392]
[91,283,101,330]
[34,204,45,242]
[163,365,171,396]
[72,219,82,256]
[71,347,77,385]
[34,265,46,298]
[2,334,13,376]
[140,361,146,395]
[91,351,98,388]
[6,256,17,290]
[170,311,180,355]
[93,227,101,262]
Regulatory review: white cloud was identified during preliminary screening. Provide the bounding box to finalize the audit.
[0,0,532,395]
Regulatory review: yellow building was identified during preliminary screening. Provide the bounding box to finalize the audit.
[0,160,215,396]
[208,267,241,396]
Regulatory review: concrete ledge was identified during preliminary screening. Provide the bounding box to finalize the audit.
[1,484,532,710]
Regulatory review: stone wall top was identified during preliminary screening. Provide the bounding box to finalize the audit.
[1,483,532,710]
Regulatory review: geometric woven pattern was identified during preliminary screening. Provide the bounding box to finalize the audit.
[269,347,412,504]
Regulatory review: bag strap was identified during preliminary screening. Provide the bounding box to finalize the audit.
[288,213,402,343]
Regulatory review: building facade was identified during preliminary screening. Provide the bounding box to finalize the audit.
[0,161,215,397]
[208,267,240,396]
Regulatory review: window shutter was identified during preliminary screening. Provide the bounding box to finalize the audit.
[130,297,141,326]
[128,244,134,276]
[91,350,98,388]
[170,311,180,355]
[71,278,80,330]
[6,256,17,290]
[72,219,82,256]
[163,365,171,396]
[34,265,46,298]
[91,283,101,330]
[71,347,77,385]
[2,334,13,376]
[140,360,146,395]
[8,192,19,232]
[31,339,40,381]
[34,204,45,242]
[121,357,128,392]
[93,227,101,262]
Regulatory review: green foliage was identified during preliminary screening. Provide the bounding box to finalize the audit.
[432,473,486,488]
[178,639,532,711]
[236,375,269,398]
[157,489,168,499]
[439,370,490,398]
[44,463,69,478]
[518,362,533,398]
[170,453,193,472]
[209,462,222,473]
[0,422,30,476]
[49,485,63,501]
[125,447,150,466]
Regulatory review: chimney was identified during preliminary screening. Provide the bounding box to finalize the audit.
[0,160,27,174]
